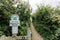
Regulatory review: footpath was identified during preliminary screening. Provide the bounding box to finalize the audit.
[30,22,44,40]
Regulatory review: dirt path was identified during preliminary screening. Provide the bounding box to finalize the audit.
[30,22,44,40]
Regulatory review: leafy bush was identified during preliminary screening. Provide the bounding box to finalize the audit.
[32,5,60,40]
[0,0,31,36]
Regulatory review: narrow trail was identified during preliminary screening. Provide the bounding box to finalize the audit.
[30,22,44,40]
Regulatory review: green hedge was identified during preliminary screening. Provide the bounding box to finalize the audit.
[0,0,31,36]
[32,5,60,40]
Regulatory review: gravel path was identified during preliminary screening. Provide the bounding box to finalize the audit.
[30,22,44,40]
[31,23,43,40]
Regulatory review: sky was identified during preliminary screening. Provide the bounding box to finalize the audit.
[22,0,60,13]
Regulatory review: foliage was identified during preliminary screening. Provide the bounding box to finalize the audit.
[32,5,60,40]
[0,0,15,25]
[0,0,31,36]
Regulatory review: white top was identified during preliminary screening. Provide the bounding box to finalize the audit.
[11,14,19,20]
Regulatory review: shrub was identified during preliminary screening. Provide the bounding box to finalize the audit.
[32,5,60,40]
[0,0,31,36]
